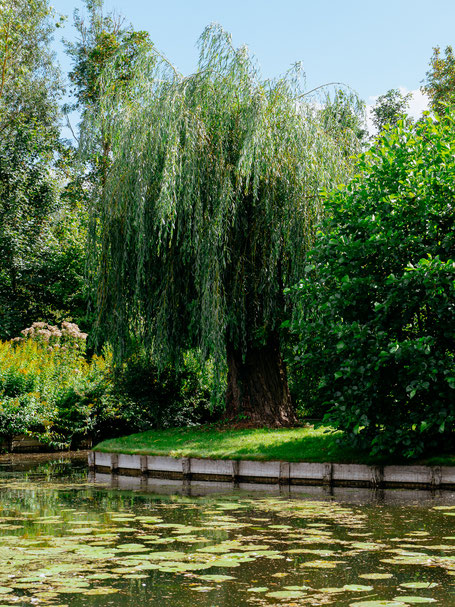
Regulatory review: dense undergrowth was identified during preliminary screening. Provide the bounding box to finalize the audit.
[0,323,215,450]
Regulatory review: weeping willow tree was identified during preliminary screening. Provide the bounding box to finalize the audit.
[88,25,359,426]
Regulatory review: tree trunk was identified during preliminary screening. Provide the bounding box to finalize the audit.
[225,332,297,427]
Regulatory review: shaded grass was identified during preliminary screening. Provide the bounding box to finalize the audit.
[94,426,455,466]
[423,454,455,467]
[94,426,384,464]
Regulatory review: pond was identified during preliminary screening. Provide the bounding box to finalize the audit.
[0,454,455,606]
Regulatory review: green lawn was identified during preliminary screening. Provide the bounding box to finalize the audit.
[94,426,382,464]
[94,426,455,466]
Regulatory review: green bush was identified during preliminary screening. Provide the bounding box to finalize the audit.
[0,324,218,450]
[288,113,455,458]
[0,322,110,449]
[104,352,217,436]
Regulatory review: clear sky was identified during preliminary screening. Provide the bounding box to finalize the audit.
[51,0,453,123]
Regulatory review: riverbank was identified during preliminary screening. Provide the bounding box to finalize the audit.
[93,426,455,467]
[0,450,89,466]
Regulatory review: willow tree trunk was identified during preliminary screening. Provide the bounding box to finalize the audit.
[225,332,297,427]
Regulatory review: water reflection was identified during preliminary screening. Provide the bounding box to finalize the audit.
[0,454,453,606]
[93,471,455,506]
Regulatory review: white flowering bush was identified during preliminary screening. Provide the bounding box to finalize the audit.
[17,321,88,351]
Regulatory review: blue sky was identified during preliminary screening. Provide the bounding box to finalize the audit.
[52,0,453,126]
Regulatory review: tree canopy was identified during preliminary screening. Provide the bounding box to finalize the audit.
[66,0,151,112]
[423,45,455,114]
[0,0,73,337]
[370,88,412,133]
[66,0,152,187]
[289,113,455,456]
[88,25,358,423]
[0,0,63,133]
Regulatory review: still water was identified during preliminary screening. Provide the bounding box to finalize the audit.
[0,454,455,606]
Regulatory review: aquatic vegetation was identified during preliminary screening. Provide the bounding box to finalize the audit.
[0,460,453,605]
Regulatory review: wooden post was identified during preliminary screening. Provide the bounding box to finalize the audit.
[182,457,191,480]
[140,455,148,476]
[431,466,442,489]
[232,460,240,485]
[110,454,119,474]
[279,461,290,485]
[370,465,384,488]
[322,463,333,485]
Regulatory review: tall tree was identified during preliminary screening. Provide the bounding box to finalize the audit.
[320,88,367,152]
[65,0,152,186]
[370,88,412,133]
[0,0,67,337]
[422,45,455,114]
[0,0,62,132]
[89,25,356,425]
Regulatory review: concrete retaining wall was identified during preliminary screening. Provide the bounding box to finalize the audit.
[0,434,92,453]
[89,451,455,490]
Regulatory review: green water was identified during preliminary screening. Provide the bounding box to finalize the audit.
[0,456,455,606]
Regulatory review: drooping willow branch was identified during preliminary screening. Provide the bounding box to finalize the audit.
[85,24,360,384]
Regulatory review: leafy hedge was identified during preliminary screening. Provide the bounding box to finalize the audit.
[288,113,455,458]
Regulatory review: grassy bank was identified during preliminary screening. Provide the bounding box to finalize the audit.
[94,426,377,464]
[94,426,455,466]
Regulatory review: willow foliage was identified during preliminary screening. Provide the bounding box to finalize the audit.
[89,25,357,376]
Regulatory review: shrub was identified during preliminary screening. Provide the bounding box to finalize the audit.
[0,323,109,449]
[104,351,217,436]
[0,323,218,450]
[288,113,455,458]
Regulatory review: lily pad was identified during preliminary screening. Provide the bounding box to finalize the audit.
[85,588,120,595]
[350,603,408,607]
[393,597,437,604]
[266,590,307,599]
[400,583,438,589]
[198,574,235,582]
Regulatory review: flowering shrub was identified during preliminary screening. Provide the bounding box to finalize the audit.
[0,324,110,449]
[15,321,88,350]
[0,323,216,450]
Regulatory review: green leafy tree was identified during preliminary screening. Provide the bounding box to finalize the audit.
[320,88,367,152]
[371,88,412,132]
[422,45,455,114]
[89,25,356,425]
[0,143,91,339]
[65,0,152,185]
[289,113,455,457]
[0,0,63,134]
[0,0,71,338]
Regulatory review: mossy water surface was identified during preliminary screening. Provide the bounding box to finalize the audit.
[0,455,454,606]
